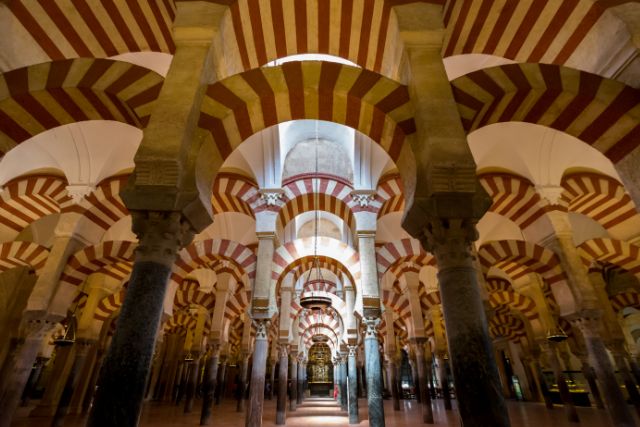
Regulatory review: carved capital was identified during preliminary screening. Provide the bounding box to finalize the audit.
[66,184,95,204]
[131,211,194,265]
[363,317,381,339]
[421,218,478,270]
[567,310,604,339]
[19,313,60,340]
[348,345,358,357]
[253,319,270,340]
[278,345,289,359]
[350,190,376,207]
[260,189,284,206]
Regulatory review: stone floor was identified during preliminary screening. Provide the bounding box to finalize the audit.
[10,396,632,426]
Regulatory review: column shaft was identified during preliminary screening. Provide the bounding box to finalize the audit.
[246,321,269,427]
[199,349,220,425]
[237,355,249,412]
[386,359,400,411]
[276,348,288,425]
[297,361,304,404]
[415,343,434,424]
[340,359,348,412]
[184,357,200,413]
[364,319,385,427]
[348,348,359,424]
[290,358,298,411]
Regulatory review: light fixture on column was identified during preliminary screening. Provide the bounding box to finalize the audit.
[546,325,568,343]
[299,120,332,312]
[53,286,86,347]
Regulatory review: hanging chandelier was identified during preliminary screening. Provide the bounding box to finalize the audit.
[546,325,568,343]
[299,120,332,312]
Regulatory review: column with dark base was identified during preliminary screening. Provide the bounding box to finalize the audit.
[413,339,434,424]
[246,320,269,427]
[200,344,221,425]
[87,212,192,427]
[290,355,298,411]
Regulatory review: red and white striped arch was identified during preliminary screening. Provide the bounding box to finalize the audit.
[0,58,163,153]
[485,276,512,293]
[298,310,343,335]
[95,289,126,321]
[225,289,252,320]
[290,257,344,282]
[0,175,72,233]
[489,291,538,321]
[478,240,566,286]
[212,172,264,218]
[560,172,639,231]
[198,61,415,161]
[3,1,175,68]
[451,63,640,164]
[300,325,339,350]
[376,238,436,279]
[60,240,136,287]
[479,172,557,230]
[302,279,338,295]
[0,241,49,273]
[172,239,257,284]
[277,176,357,231]
[610,291,640,312]
[219,0,419,78]
[381,289,411,322]
[173,279,216,311]
[378,316,409,346]
[272,237,361,288]
[489,312,527,342]
[419,289,441,312]
[163,311,198,336]
[376,174,404,219]
[577,238,640,275]
[443,0,637,76]
[289,293,346,320]
[71,175,130,232]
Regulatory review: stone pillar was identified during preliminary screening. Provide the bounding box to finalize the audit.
[31,341,76,417]
[364,317,385,427]
[87,212,192,427]
[413,339,434,424]
[340,355,348,412]
[21,356,48,406]
[200,344,221,425]
[290,355,298,411]
[348,346,359,424]
[246,320,269,427]
[612,346,640,416]
[422,219,509,427]
[184,353,201,413]
[386,356,400,411]
[268,358,276,401]
[276,346,288,425]
[572,314,637,427]
[335,357,342,405]
[81,348,105,414]
[215,356,228,405]
[237,352,249,412]
[297,356,304,404]
[543,342,579,422]
[51,338,95,427]
[579,356,604,409]
[358,364,366,398]
[436,353,452,410]
[409,357,420,403]
[0,319,56,427]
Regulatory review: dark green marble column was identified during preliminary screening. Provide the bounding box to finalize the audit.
[364,317,385,427]
[87,212,192,427]
[348,346,359,424]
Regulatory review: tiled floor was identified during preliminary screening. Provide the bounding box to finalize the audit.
[11,396,631,426]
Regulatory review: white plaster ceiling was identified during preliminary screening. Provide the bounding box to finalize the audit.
[196,212,257,245]
[0,120,141,186]
[376,212,412,242]
[475,212,524,247]
[443,53,516,81]
[102,216,137,242]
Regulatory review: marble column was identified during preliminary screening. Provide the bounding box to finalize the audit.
[200,345,221,425]
[268,359,276,401]
[246,320,269,427]
[184,353,201,413]
[348,346,359,424]
[237,352,249,412]
[21,356,48,406]
[385,357,400,411]
[335,358,342,405]
[612,347,640,416]
[409,358,420,403]
[276,346,288,425]
[413,340,434,424]
[544,342,579,423]
[297,357,304,404]
[81,348,104,414]
[436,353,452,410]
[358,364,366,398]
[290,356,298,411]
[572,314,636,427]
[51,338,95,427]
[422,219,509,427]
[215,356,228,405]
[533,357,554,409]
[340,356,348,412]
[87,212,192,427]
[364,317,385,427]
[579,356,604,409]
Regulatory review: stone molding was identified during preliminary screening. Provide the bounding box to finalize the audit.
[131,211,194,265]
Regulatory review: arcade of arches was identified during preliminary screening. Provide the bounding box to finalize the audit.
[0,1,640,427]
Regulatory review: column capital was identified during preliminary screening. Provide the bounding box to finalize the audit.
[252,319,271,340]
[363,317,381,338]
[348,345,358,357]
[567,310,605,338]
[131,211,195,265]
[19,312,61,340]
[420,218,478,268]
